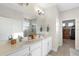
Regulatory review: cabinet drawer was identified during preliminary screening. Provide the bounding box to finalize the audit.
[30,41,41,51]
[8,46,29,56]
[31,48,41,56]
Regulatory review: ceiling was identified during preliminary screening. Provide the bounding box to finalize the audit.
[57,3,79,12]
[33,3,79,12]
[0,3,79,14]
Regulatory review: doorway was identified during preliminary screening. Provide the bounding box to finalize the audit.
[62,19,75,48]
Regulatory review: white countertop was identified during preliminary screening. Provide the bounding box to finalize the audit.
[0,36,51,56]
[0,38,42,56]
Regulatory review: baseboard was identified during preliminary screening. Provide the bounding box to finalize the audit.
[75,47,79,50]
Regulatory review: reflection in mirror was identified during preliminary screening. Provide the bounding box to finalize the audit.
[23,18,30,37]
[23,18,37,37]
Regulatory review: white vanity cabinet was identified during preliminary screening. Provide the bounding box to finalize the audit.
[29,37,52,56]
[30,48,41,56]
[7,37,52,56]
[42,37,52,56]
[47,37,52,53]
[8,46,29,56]
[42,38,48,56]
[29,41,42,56]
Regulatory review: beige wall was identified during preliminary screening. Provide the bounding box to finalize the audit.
[60,7,79,49]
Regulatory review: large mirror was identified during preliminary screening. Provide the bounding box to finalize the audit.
[0,17,23,43]
[23,18,37,37]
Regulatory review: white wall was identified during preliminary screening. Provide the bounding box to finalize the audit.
[34,5,62,51]
[60,7,79,49]
[0,4,25,41]
[0,4,35,41]
[0,9,22,41]
[44,5,62,51]
[0,17,23,41]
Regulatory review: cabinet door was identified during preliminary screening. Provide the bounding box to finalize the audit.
[30,41,41,51]
[30,41,42,56]
[31,48,41,56]
[9,49,26,56]
[8,47,29,56]
[48,38,52,52]
[42,39,48,56]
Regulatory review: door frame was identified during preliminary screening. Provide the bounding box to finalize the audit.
[62,19,76,48]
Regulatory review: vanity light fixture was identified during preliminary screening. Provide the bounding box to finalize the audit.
[35,7,45,15]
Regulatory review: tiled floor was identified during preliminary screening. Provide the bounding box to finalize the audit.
[48,39,75,56]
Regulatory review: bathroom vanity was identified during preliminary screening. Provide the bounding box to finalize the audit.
[0,37,52,56]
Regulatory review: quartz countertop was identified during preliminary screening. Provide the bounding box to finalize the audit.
[0,38,42,56]
[0,36,51,56]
